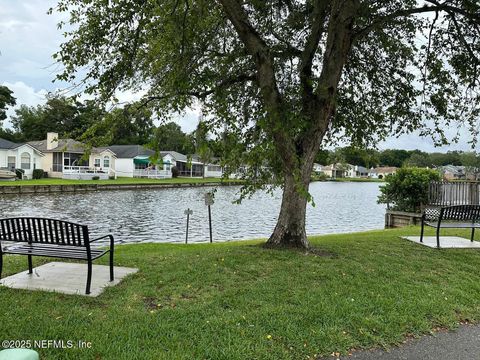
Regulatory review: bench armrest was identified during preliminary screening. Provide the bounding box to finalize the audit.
[90,234,115,250]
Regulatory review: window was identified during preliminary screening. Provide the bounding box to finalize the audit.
[20,152,31,170]
[53,152,62,172]
[94,158,101,167]
[207,165,222,172]
[7,156,15,171]
[103,156,110,168]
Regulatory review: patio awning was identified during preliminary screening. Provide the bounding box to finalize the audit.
[133,157,172,165]
[133,158,150,165]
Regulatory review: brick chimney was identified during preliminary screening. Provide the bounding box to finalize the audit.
[46,132,58,150]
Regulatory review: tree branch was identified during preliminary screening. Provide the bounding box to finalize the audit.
[299,0,331,102]
[299,0,359,166]
[139,73,256,108]
[217,0,297,169]
[355,3,480,40]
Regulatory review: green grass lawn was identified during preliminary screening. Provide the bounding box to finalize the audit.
[2,227,480,359]
[0,177,238,186]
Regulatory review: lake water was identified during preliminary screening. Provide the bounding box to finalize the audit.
[0,182,385,245]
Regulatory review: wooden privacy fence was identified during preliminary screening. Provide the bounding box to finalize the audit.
[428,181,480,206]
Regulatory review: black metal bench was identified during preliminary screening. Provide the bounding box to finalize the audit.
[420,205,480,248]
[0,217,114,294]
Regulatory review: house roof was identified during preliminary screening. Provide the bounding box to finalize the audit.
[0,138,44,155]
[106,145,155,158]
[160,151,188,162]
[372,167,398,173]
[0,138,18,149]
[28,138,87,153]
[440,165,465,175]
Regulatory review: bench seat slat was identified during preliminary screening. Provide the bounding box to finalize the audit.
[425,222,480,229]
[3,244,107,260]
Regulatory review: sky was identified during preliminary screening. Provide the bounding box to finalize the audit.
[0,0,476,152]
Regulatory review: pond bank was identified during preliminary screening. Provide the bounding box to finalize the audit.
[0,180,244,195]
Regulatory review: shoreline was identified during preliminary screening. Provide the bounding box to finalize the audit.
[0,180,244,195]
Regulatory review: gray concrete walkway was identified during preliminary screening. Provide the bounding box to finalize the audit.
[0,262,138,297]
[324,324,480,360]
[403,236,480,248]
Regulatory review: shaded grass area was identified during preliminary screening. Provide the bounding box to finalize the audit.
[2,227,480,359]
[0,177,238,187]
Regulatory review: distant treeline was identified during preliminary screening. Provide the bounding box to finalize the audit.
[316,147,480,169]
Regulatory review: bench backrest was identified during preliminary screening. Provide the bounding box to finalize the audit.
[440,205,480,222]
[0,217,90,247]
[424,205,480,222]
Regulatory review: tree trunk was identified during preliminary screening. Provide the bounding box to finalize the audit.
[265,173,311,249]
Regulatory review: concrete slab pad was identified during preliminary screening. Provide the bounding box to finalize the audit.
[0,262,138,297]
[402,236,480,249]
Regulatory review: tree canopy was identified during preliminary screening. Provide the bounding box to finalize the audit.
[0,86,16,123]
[11,95,102,141]
[52,0,480,249]
[150,122,195,154]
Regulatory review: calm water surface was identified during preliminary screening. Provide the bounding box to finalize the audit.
[0,182,385,244]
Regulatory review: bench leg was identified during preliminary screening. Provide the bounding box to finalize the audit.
[436,226,441,248]
[28,255,33,274]
[471,228,475,242]
[86,260,92,295]
[109,250,114,282]
[420,221,425,243]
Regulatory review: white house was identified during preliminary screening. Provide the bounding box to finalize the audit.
[160,151,223,178]
[105,146,223,178]
[369,166,398,179]
[105,145,174,178]
[0,138,45,179]
[345,165,369,178]
[321,163,350,178]
[313,163,323,173]
[29,133,116,179]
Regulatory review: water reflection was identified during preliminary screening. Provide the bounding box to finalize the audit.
[0,182,385,245]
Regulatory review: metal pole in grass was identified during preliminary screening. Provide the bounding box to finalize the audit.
[184,208,193,244]
[204,192,214,243]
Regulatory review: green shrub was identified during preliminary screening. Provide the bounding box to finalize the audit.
[32,169,44,179]
[92,176,100,180]
[171,166,179,178]
[15,169,24,179]
[109,176,116,180]
[377,167,440,212]
[311,172,327,182]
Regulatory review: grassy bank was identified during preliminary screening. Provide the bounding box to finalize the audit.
[328,177,384,182]
[0,177,238,187]
[310,176,383,183]
[2,227,480,359]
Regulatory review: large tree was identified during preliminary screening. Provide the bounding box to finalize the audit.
[53,0,480,249]
[11,95,102,141]
[0,85,16,123]
[151,122,195,154]
[81,104,154,146]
